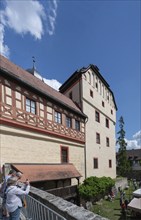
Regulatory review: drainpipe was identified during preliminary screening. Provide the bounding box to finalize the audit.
[84,117,88,179]
[79,74,88,179]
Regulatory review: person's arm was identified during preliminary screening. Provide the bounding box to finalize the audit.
[15,184,30,196]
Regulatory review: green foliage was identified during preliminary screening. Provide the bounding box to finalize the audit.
[116,116,132,177]
[78,176,115,201]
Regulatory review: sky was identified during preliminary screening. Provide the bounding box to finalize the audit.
[0,0,140,150]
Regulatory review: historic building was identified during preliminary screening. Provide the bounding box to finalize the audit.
[116,149,141,180]
[60,65,117,179]
[0,55,117,189]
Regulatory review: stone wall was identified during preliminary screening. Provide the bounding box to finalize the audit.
[29,186,109,220]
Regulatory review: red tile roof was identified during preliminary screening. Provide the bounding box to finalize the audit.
[11,163,82,182]
[0,55,85,117]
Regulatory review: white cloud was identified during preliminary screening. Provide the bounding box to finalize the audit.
[43,78,62,91]
[0,0,59,57]
[47,0,58,35]
[0,23,10,58]
[126,130,141,150]
[116,130,141,152]
[2,0,45,40]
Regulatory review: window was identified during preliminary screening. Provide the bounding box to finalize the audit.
[90,90,93,98]
[95,111,100,122]
[102,101,105,107]
[26,98,36,114]
[88,72,91,84]
[55,111,62,124]
[61,147,68,163]
[106,137,110,147]
[66,116,72,128]
[96,133,100,144]
[75,120,80,131]
[111,109,113,115]
[109,160,112,168]
[94,158,98,169]
[69,92,72,100]
[106,118,109,128]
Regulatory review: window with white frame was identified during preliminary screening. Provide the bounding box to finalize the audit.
[75,120,80,131]
[55,111,62,124]
[26,98,36,114]
[66,116,72,128]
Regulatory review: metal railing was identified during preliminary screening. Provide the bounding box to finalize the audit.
[22,195,67,220]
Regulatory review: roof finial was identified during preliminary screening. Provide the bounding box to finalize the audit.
[32,56,36,70]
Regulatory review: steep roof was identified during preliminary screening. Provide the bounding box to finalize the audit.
[126,149,141,159]
[0,55,86,118]
[59,64,117,110]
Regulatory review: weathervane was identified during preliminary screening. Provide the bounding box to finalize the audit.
[32,56,36,70]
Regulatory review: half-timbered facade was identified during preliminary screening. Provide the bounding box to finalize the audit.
[0,55,117,185]
[0,55,86,187]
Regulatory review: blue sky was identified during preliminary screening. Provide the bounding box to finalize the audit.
[0,0,140,150]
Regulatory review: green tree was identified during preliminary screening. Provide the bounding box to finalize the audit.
[116,116,131,176]
[78,176,115,202]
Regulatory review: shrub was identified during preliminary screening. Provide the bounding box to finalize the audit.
[78,176,115,202]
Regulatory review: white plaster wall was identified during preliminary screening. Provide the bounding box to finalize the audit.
[82,72,116,179]
[0,125,85,183]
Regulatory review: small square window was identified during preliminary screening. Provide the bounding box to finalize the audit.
[94,158,98,169]
[106,137,110,147]
[109,160,112,168]
[95,111,100,122]
[96,133,100,144]
[102,101,105,107]
[106,118,109,128]
[69,92,72,99]
[90,90,93,98]
[61,147,68,163]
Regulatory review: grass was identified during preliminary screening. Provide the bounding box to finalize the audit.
[90,184,140,220]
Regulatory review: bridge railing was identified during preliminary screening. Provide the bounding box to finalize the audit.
[22,194,67,220]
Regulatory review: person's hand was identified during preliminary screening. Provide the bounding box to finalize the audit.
[25,179,30,185]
